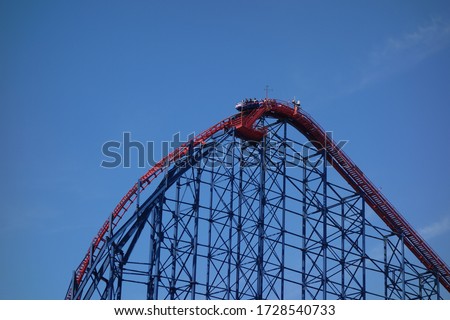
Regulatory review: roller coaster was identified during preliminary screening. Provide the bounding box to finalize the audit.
[66,98,450,300]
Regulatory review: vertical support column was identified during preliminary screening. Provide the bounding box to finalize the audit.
[400,233,406,300]
[436,274,441,299]
[153,196,164,300]
[383,236,388,300]
[206,164,214,300]
[257,135,266,300]
[190,164,201,300]
[153,195,164,300]
[280,122,287,300]
[235,139,243,300]
[301,156,307,300]
[361,199,367,300]
[170,179,181,300]
[107,213,114,300]
[418,274,424,300]
[147,203,158,299]
[117,250,123,299]
[227,139,235,300]
[340,201,345,299]
[148,160,169,300]
[321,149,328,300]
[383,233,406,300]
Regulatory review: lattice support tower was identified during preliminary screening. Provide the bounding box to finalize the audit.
[66,99,449,300]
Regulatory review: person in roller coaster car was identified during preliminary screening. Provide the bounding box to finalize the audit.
[292,99,301,114]
[236,98,259,111]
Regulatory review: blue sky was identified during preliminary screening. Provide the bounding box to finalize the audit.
[1,0,450,299]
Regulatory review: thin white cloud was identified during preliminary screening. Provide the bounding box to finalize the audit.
[419,215,450,240]
[356,18,450,90]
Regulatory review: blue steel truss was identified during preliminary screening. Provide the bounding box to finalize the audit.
[68,116,443,300]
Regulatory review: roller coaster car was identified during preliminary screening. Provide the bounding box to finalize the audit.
[235,99,261,111]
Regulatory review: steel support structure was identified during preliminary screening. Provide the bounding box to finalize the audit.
[67,101,448,300]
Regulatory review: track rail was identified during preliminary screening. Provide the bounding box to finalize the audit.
[67,99,450,298]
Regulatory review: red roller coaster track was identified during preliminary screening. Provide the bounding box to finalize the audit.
[69,99,450,298]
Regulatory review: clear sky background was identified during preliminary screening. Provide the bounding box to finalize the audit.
[1,0,450,299]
